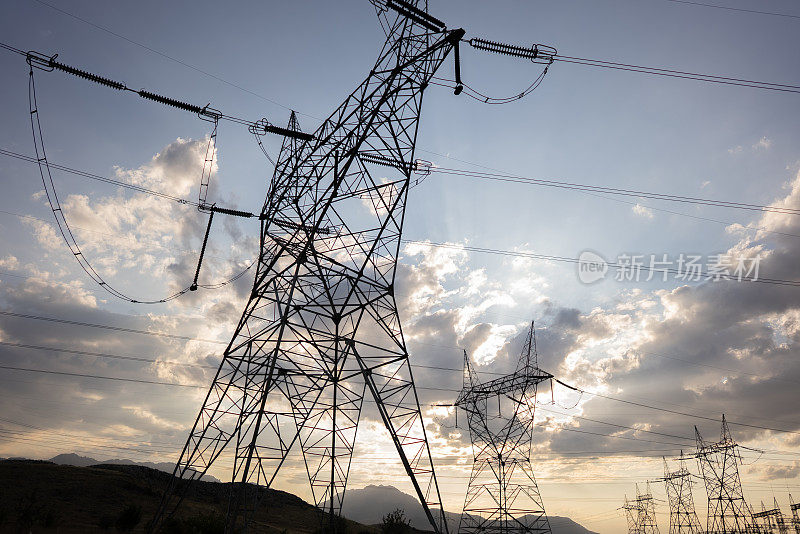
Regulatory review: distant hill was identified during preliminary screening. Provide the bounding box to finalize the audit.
[0,459,376,533]
[47,453,221,483]
[340,484,598,534]
[0,459,597,534]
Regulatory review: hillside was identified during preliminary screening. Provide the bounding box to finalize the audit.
[0,460,597,534]
[0,459,375,533]
[341,485,598,534]
[47,453,220,482]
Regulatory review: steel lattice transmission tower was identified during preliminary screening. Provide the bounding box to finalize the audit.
[455,321,553,534]
[623,495,642,534]
[151,1,465,532]
[695,415,755,534]
[636,483,661,534]
[659,455,702,534]
[753,498,789,534]
[790,494,800,534]
[622,484,660,534]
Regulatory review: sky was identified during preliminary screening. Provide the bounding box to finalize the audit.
[1,0,800,532]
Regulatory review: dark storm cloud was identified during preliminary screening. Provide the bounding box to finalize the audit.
[537,173,800,458]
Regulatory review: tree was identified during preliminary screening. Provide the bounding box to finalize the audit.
[381,509,410,534]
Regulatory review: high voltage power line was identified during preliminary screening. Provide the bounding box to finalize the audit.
[426,166,800,216]
[2,25,799,308]
[403,241,800,288]
[0,310,227,344]
[655,0,800,20]
[0,148,202,207]
[4,308,800,400]
[5,146,800,217]
[4,306,800,433]
[1,4,798,531]
[2,347,799,441]
[5,149,800,292]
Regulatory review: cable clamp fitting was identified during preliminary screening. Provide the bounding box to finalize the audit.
[26,50,56,72]
[198,104,222,123]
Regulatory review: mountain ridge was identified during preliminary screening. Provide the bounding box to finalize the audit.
[340,484,599,534]
[46,452,221,482]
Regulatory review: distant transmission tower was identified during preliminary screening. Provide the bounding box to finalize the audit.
[790,494,800,533]
[694,415,755,533]
[624,495,643,534]
[455,321,553,534]
[659,455,702,534]
[752,498,789,534]
[636,482,661,534]
[151,1,467,532]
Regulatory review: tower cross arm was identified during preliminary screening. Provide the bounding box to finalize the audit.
[455,369,553,407]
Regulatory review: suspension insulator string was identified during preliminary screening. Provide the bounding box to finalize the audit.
[190,211,215,291]
[468,37,557,65]
[198,118,219,210]
[23,49,313,139]
[385,0,447,32]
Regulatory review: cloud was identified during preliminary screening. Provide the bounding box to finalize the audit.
[753,136,772,151]
[729,137,772,155]
[0,137,255,466]
[631,204,654,219]
[539,169,800,458]
[4,135,800,509]
[754,461,800,481]
[122,405,184,431]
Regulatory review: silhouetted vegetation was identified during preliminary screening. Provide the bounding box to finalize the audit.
[380,509,410,534]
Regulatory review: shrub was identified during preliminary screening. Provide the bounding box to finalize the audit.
[381,508,410,534]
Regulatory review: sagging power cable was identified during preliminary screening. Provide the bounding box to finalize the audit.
[26,63,254,304]
[446,37,556,104]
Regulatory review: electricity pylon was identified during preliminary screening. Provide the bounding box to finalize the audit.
[752,498,789,534]
[789,494,800,534]
[636,482,661,534]
[695,415,755,534]
[623,484,660,534]
[624,495,643,534]
[455,321,553,534]
[152,1,465,532]
[659,455,702,534]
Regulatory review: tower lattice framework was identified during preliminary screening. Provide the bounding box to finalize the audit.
[636,483,661,534]
[789,495,800,534]
[624,495,642,534]
[660,456,702,534]
[152,2,465,532]
[752,498,789,534]
[455,322,552,534]
[695,415,755,534]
